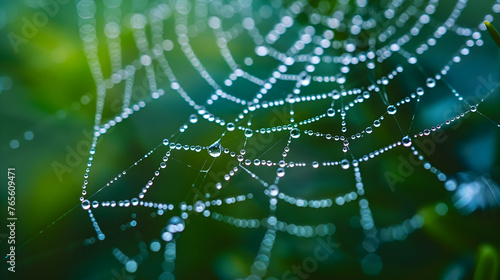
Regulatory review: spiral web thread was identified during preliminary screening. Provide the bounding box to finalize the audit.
[76,0,500,277]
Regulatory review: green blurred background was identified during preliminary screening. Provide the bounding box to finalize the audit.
[1,0,500,279]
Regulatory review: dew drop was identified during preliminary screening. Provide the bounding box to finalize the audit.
[327,108,336,117]
[255,45,268,56]
[269,185,279,196]
[227,122,235,131]
[150,240,161,252]
[161,231,173,242]
[163,139,169,145]
[470,105,477,112]
[290,128,301,138]
[125,260,138,273]
[245,128,254,138]
[312,161,319,168]
[207,141,222,158]
[24,131,34,141]
[387,105,397,115]
[444,178,457,191]
[416,87,424,96]
[340,159,350,170]
[131,198,139,206]
[402,136,412,147]
[276,167,285,177]
[189,114,198,123]
[82,199,90,210]
[366,127,373,134]
[426,78,436,88]
[373,120,381,127]
[194,201,205,213]
[300,75,311,86]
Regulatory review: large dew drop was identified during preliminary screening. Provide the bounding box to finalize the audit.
[426,77,436,88]
[82,199,90,210]
[189,114,198,123]
[276,167,285,177]
[268,185,279,196]
[245,128,253,138]
[290,128,301,139]
[300,75,311,86]
[402,136,412,147]
[387,105,397,115]
[125,260,138,273]
[150,240,161,252]
[327,108,335,117]
[340,159,350,170]
[194,201,205,213]
[255,46,268,56]
[207,141,222,158]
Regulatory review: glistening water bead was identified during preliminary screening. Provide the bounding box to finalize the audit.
[268,185,279,196]
[426,78,436,88]
[227,122,235,131]
[340,159,350,170]
[194,201,205,213]
[207,141,222,157]
[402,136,412,147]
[290,128,301,138]
[125,260,138,273]
[327,108,335,117]
[82,199,90,210]
[300,75,311,86]
[387,105,397,115]
[245,128,254,138]
[276,167,285,177]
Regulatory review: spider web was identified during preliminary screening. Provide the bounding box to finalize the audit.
[75,0,500,278]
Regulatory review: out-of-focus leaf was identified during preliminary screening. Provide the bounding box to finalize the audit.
[474,244,499,280]
[484,21,500,49]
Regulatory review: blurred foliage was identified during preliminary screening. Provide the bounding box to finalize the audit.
[1,0,500,280]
